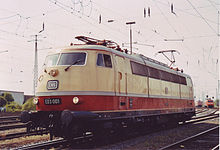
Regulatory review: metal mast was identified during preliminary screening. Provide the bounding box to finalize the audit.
[126,21,135,54]
[33,35,38,95]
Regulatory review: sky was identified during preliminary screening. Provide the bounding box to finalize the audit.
[0,0,219,100]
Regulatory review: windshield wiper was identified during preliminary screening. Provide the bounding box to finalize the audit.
[64,60,81,71]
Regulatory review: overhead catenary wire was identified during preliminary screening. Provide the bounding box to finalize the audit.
[186,0,218,35]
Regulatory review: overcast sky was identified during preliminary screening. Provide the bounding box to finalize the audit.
[0,0,219,100]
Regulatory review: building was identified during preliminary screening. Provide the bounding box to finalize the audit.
[0,90,24,105]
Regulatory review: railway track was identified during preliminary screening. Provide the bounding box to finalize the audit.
[0,116,21,126]
[15,134,93,150]
[14,110,219,150]
[0,115,48,141]
[0,130,48,141]
[159,126,219,150]
[15,138,67,150]
[195,108,208,114]
[195,108,217,117]
[1,108,218,149]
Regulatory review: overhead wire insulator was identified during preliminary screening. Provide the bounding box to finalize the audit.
[148,7,151,17]
[171,3,176,15]
[99,14,101,24]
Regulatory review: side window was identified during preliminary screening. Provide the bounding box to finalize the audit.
[103,54,112,68]
[97,54,104,66]
[170,74,179,83]
[97,54,112,68]
[148,67,160,79]
[130,61,148,76]
[179,76,187,85]
[160,70,171,81]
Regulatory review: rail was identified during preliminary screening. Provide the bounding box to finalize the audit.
[158,126,219,150]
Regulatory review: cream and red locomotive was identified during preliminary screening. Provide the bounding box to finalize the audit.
[21,36,195,139]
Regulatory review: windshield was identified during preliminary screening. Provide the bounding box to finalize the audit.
[44,54,59,67]
[58,52,86,65]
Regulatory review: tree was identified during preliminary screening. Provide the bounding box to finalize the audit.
[22,97,36,111]
[5,101,22,112]
[0,96,6,107]
[214,99,219,107]
[3,92,14,103]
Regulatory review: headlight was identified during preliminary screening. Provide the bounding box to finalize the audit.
[33,98,39,105]
[49,69,59,77]
[73,97,79,104]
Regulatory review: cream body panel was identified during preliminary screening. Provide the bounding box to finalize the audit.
[149,78,161,96]
[127,74,148,95]
[171,83,180,97]
[186,77,194,99]
[115,56,126,94]
[180,85,189,99]
[161,80,171,96]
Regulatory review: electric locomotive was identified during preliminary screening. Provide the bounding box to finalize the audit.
[196,100,203,107]
[205,98,214,108]
[21,36,195,139]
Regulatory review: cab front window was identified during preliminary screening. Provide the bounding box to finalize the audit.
[58,52,86,66]
[44,54,59,67]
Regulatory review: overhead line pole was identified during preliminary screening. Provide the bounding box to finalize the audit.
[29,22,44,95]
[126,21,135,54]
[33,35,38,96]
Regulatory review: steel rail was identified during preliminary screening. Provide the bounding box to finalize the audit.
[16,134,93,150]
[15,138,67,150]
[0,120,20,125]
[181,114,219,125]
[158,126,219,150]
[0,116,20,120]
[195,108,217,116]
[0,123,26,131]
[191,111,218,120]
[211,144,219,150]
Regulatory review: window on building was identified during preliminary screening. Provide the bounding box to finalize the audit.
[97,54,112,68]
[130,61,148,76]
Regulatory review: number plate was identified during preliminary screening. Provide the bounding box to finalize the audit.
[47,80,59,90]
[44,98,61,105]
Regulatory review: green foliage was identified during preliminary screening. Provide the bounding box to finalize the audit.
[214,99,219,107]
[0,96,7,107]
[22,97,36,111]
[5,101,22,112]
[3,92,14,103]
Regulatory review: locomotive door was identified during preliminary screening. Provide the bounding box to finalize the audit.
[115,56,127,109]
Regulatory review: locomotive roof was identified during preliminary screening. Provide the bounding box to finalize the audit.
[54,44,191,78]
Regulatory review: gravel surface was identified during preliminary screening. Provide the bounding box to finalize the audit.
[0,134,50,149]
[98,117,219,150]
